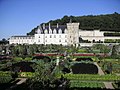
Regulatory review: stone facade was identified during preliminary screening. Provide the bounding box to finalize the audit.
[67,23,79,46]
[9,22,120,46]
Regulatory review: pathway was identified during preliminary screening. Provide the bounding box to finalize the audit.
[6,78,27,90]
[94,62,114,89]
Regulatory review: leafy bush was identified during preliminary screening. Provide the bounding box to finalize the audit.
[0,76,12,83]
[13,57,23,61]
[63,74,120,81]
[18,72,34,78]
[70,80,105,88]
[0,71,12,83]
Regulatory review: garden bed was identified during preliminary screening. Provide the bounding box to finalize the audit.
[71,63,98,74]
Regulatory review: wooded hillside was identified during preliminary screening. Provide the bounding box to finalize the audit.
[27,12,120,35]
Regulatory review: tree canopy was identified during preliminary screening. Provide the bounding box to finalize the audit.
[27,12,120,35]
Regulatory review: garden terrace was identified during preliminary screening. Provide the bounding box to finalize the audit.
[32,55,51,62]
[73,53,95,56]
[1,61,35,72]
[0,55,12,60]
[71,63,98,74]
[73,53,109,57]
[34,53,64,57]
[62,74,120,81]
[75,58,93,61]
[70,80,105,89]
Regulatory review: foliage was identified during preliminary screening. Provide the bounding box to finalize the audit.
[92,44,110,53]
[13,57,23,61]
[0,38,9,45]
[0,71,12,83]
[77,49,88,53]
[27,12,120,35]
[0,76,12,83]
[29,60,56,89]
[18,72,34,78]
[104,32,120,36]
[70,80,105,88]
[105,39,120,43]
[61,74,120,81]
[111,45,120,58]
[98,58,120,74]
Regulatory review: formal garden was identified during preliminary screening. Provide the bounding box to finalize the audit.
[0,44,120,89]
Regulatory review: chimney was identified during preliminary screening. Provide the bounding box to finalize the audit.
[43,23,45,29]
[57,23,59,28]
[49,23,51,30]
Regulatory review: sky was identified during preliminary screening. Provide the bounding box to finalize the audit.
[0,0,120,40]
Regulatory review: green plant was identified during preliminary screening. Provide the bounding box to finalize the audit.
[62,74,120,81]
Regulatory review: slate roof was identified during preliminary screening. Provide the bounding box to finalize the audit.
[39,25,67,34]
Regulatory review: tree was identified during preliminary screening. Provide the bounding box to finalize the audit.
[27,13,120,35]
[111,45,120,58]
[29,61,55,89]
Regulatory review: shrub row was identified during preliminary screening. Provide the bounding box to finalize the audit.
[0,76,12,83]
[18,72,35,78]
[63,74,120,81]
[70,80,105,88]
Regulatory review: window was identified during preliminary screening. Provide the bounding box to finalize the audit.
[65,35,67,38]
[54,35,56,38]
[38,40,40,42]
[59,35,61,38]
[59,39,61,42]
[39,36,40,38]
[65,40,67,42]
[50,35,52,38]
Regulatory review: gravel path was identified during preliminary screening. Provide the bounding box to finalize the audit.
[94,62,114,89]
[6,78,27,90]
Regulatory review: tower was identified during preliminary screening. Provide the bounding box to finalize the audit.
[67,23,80,47]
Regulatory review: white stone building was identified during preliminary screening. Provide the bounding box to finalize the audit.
[9,22,120,46]
[9,35,34,44]
[34,23,68,45]
[79,30,104,42]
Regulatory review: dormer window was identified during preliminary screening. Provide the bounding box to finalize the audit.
[49,29,52,34]
[64,29,67,34]
[58,29,62,34]
[53,29,57,34]
[44,29,48,34]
